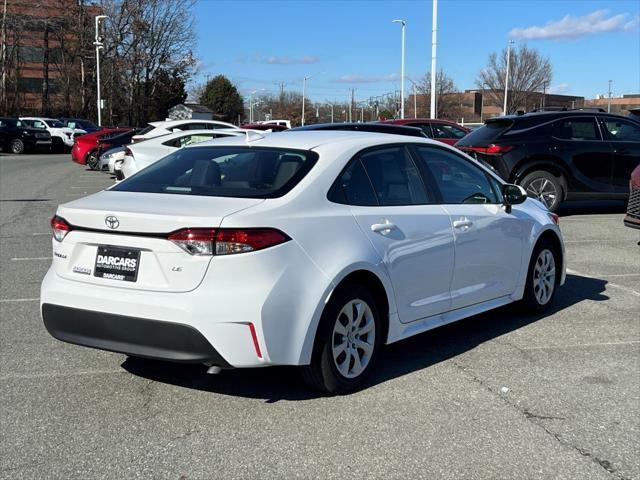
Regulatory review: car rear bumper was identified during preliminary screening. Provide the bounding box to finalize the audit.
[42,303,231,366]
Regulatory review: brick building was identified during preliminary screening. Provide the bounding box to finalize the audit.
[584,94,640,115]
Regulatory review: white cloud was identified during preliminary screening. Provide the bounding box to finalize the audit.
[334,73,401,83]
[510,10,640,41]
[548,83,570,94]
[253,55,320,65]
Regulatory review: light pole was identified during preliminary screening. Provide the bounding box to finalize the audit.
[326,103,334,123]
[301,75,313,126]
[93,15,108,126]
[503,39,514,115]
[248,89,265,123]
[608,80,612,113]
[480,82,485,122]
[392,19,406,119]
[430,0,438,118]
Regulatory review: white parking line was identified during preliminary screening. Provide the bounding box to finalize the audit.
[0,298,39,303]
[523,340,640,351]
[567,268,640,297]
[11,257,51,261]
[604,273,640,278]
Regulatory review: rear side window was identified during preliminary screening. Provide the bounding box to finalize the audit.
[415,146,499,204]
[360,147,429,206]
[328,159,378,206]
[553,118,600,140]
[431,123,467,139]
[113,146,317,198]
[455,120,513,145]
[162,133,219,148]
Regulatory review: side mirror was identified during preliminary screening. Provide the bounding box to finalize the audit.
[502,184,527,213]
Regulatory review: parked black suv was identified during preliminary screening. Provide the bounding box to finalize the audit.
[291,123,428,138]
[0,117,52,154]
[455,110,640,211]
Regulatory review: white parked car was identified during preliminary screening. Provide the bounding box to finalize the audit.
[131,119,236,143]
[119,129,245,180]
[98,146,126,173]
[258,119,291,129]
[20,117,85,151]
[41,131,565,393]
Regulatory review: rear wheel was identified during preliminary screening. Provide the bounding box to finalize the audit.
[522,238,560,313]
[10,139,25,154]
[520,170,563,212]
[86,150,99,170]
[301,284,382,394]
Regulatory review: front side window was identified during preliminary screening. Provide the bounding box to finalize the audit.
[600,118,640,142]
[113,146,317,198]
[47,119,65,128]
[431,123,467,139]
[552,118,600,140]
[415,146,499,204]
[406,123,433,137]
[359,147,429,206]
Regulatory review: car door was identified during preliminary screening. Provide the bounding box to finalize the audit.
[598,116,640,194]
[550,116,613,194]
[412,145,525,309]
[333,145,455,323]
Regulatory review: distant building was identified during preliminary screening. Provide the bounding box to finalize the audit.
[584,94,640,115]
[168,103,214,120]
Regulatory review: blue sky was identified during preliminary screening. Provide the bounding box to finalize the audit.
[194,0,640,102]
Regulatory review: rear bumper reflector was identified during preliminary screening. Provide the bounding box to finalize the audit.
[42,303,231,366]
[248,323,262,359]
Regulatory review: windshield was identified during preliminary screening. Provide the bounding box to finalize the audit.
[113,146,318,198]
[48,119,65,128]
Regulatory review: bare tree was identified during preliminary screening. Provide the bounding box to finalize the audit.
[415,70,463,120]
[477,44,552,114]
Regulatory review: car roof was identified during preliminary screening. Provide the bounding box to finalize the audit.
[151,119,236,128]
[488,110,637,123]
[380,118,464,126]
[290,122,426,137]
[186,129,439,151]
[135,129,244,146]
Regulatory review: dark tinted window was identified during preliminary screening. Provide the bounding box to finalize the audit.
[359,147,429,206]
[455,119,513,145]
[431,123,467,139]
[415,146,499,204]
[405,123,433,137]
[601,118,640,142]
[552,118,600,140]
[329,159,378,206]
[113,147,317,198]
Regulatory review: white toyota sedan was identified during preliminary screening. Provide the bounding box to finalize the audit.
[41,131,565,393]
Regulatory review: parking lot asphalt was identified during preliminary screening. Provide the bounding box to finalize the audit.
[1,153,639,480]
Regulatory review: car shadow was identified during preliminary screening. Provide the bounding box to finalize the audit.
[558,200,627,217]
[122,273,609,402]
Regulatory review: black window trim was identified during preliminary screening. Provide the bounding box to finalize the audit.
[551,115,604,142]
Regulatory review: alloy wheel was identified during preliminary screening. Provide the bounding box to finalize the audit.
[526,178,557,209]
[331,299,376,379]
[533,248,556,305]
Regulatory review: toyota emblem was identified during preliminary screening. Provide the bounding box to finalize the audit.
[105,215,120,229]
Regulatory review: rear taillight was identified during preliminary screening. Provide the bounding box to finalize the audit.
[461,144,515,155]
[548,213,560,225]
[168,228,290,256]
[50,215,71,242]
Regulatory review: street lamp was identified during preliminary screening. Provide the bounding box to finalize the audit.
[503,39,514,115]
[326,103,334,123]
[430,0,438,119]
[608,80,612,113]
[301,75,312,126]
[392,19,406,119]
[248,89,265,123]
[93,15,108,126]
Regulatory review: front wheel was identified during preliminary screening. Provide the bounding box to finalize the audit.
[520,170,563,212]
[10,139,25,154]
[522,239,560,313]
[301,284,382,394]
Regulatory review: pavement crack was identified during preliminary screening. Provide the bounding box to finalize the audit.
[450,359,628,480]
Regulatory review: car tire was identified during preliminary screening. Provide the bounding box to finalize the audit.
[10,139,25,154]
[301,283,383,394]
[522,238,560,313]
[520,171,563,212]
[52,137,64,153]
[86,150,99,170]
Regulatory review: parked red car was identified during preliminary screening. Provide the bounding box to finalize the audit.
[378,118,470,145]
[71,128,131,167]
[624,164,640,229]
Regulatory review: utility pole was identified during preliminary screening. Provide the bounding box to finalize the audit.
[542,80,546,110]
[392,19,406,119]
[349,88,355,122]
[503,39,514,115]
[94,15,108,126]
[430,0,438,119]
[413,82,417,118]
[327,103,334,123]
[301,75,312,126]
[1,0,7,114]
[42,20,50,116]
[607,80,612,113]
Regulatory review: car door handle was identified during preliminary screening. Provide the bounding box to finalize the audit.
[453,219,473,229]
[371,222,396,234]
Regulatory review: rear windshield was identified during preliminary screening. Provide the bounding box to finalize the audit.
[455,119,514,146]
[112,146,318,198]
